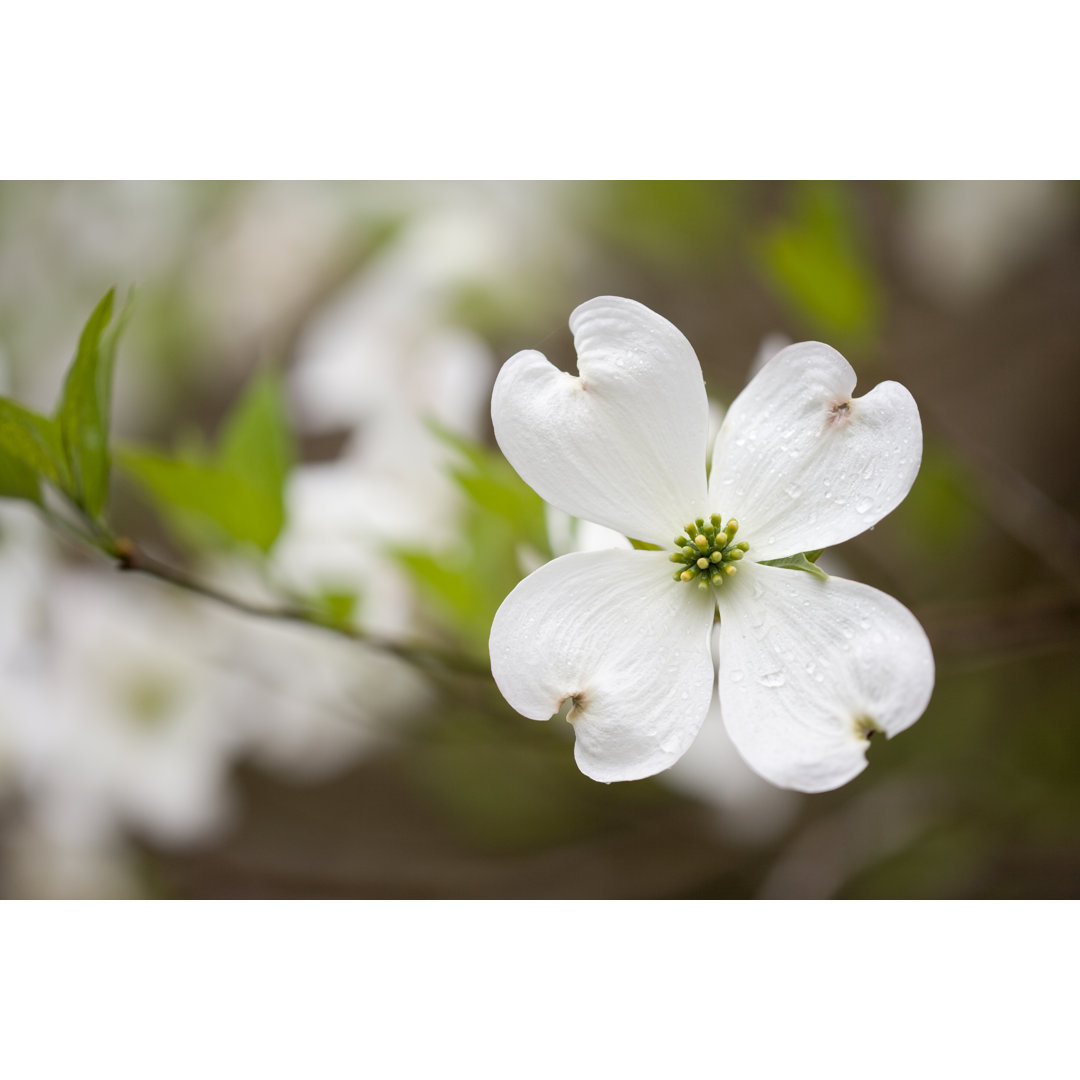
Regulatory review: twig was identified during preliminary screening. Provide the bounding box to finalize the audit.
[110,537,492,678]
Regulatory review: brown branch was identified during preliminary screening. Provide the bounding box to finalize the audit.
[111,538,492,678]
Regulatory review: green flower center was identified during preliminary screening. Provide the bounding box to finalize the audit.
[669,515,749,591]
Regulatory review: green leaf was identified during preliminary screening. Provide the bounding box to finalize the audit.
[116,368,294,554]
[55,288,128,518]
[757,183,880,344]
[0,398,68,488]
[0,444,43,504]
[217,369,293,503]
[395,508,524,658]
[311,588,359,627]
[760,551,829,581]
[430,422,550,557]
[116,447,285,552]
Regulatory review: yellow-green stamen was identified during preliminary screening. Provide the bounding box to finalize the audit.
[669,516,748,589]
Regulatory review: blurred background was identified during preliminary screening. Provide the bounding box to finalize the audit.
[0,180,1077,899]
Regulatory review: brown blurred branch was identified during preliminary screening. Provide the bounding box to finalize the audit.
[111,538,492,679]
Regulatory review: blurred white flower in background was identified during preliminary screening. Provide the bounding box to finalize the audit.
[0,182,575,895]
[903,181,1073,305]
[188,182,359,360]
[276,200,530,605]
[664,698,801,846]
[11,574,242,851]
[0,505,53,803]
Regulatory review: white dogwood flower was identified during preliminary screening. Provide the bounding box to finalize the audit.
[489,297,934,793]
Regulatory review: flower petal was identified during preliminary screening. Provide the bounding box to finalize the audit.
[717,561,934,793]
[492,296,710,546]
[489,549,716,782]
[709,341,922,561]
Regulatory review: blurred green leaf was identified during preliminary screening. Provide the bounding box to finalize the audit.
[218,369,293,505]
[397,512,523,658]
[116,449,285,552]
[310,588,359,627]
[757,183,880,344]
[431,422,549,556]
[0,444,43,504]
[55,288,128,519]
[395,426,554,655]
[896,442,979,551]
[0,398,68,490]
[117,368,293,554]
[593,181,740,267]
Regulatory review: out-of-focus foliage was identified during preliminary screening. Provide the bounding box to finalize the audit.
[0,288,127,527]
[118,370,293,554]
[756,182,881,346]
[396,426,549,658]
[57,288,128,520]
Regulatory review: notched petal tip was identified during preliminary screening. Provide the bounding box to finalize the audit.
[490,550,716,784]
[718,562,934,794]
[854,714,883,741]
[710,341,925,560]
[491,299,711,544]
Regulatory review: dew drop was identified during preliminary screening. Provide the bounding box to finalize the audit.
[784,483,801,499]
[757,671,786,688]
[730,670,745,683]
[855,497,874,514]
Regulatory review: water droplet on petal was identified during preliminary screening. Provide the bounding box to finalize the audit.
[757,671,786,688]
